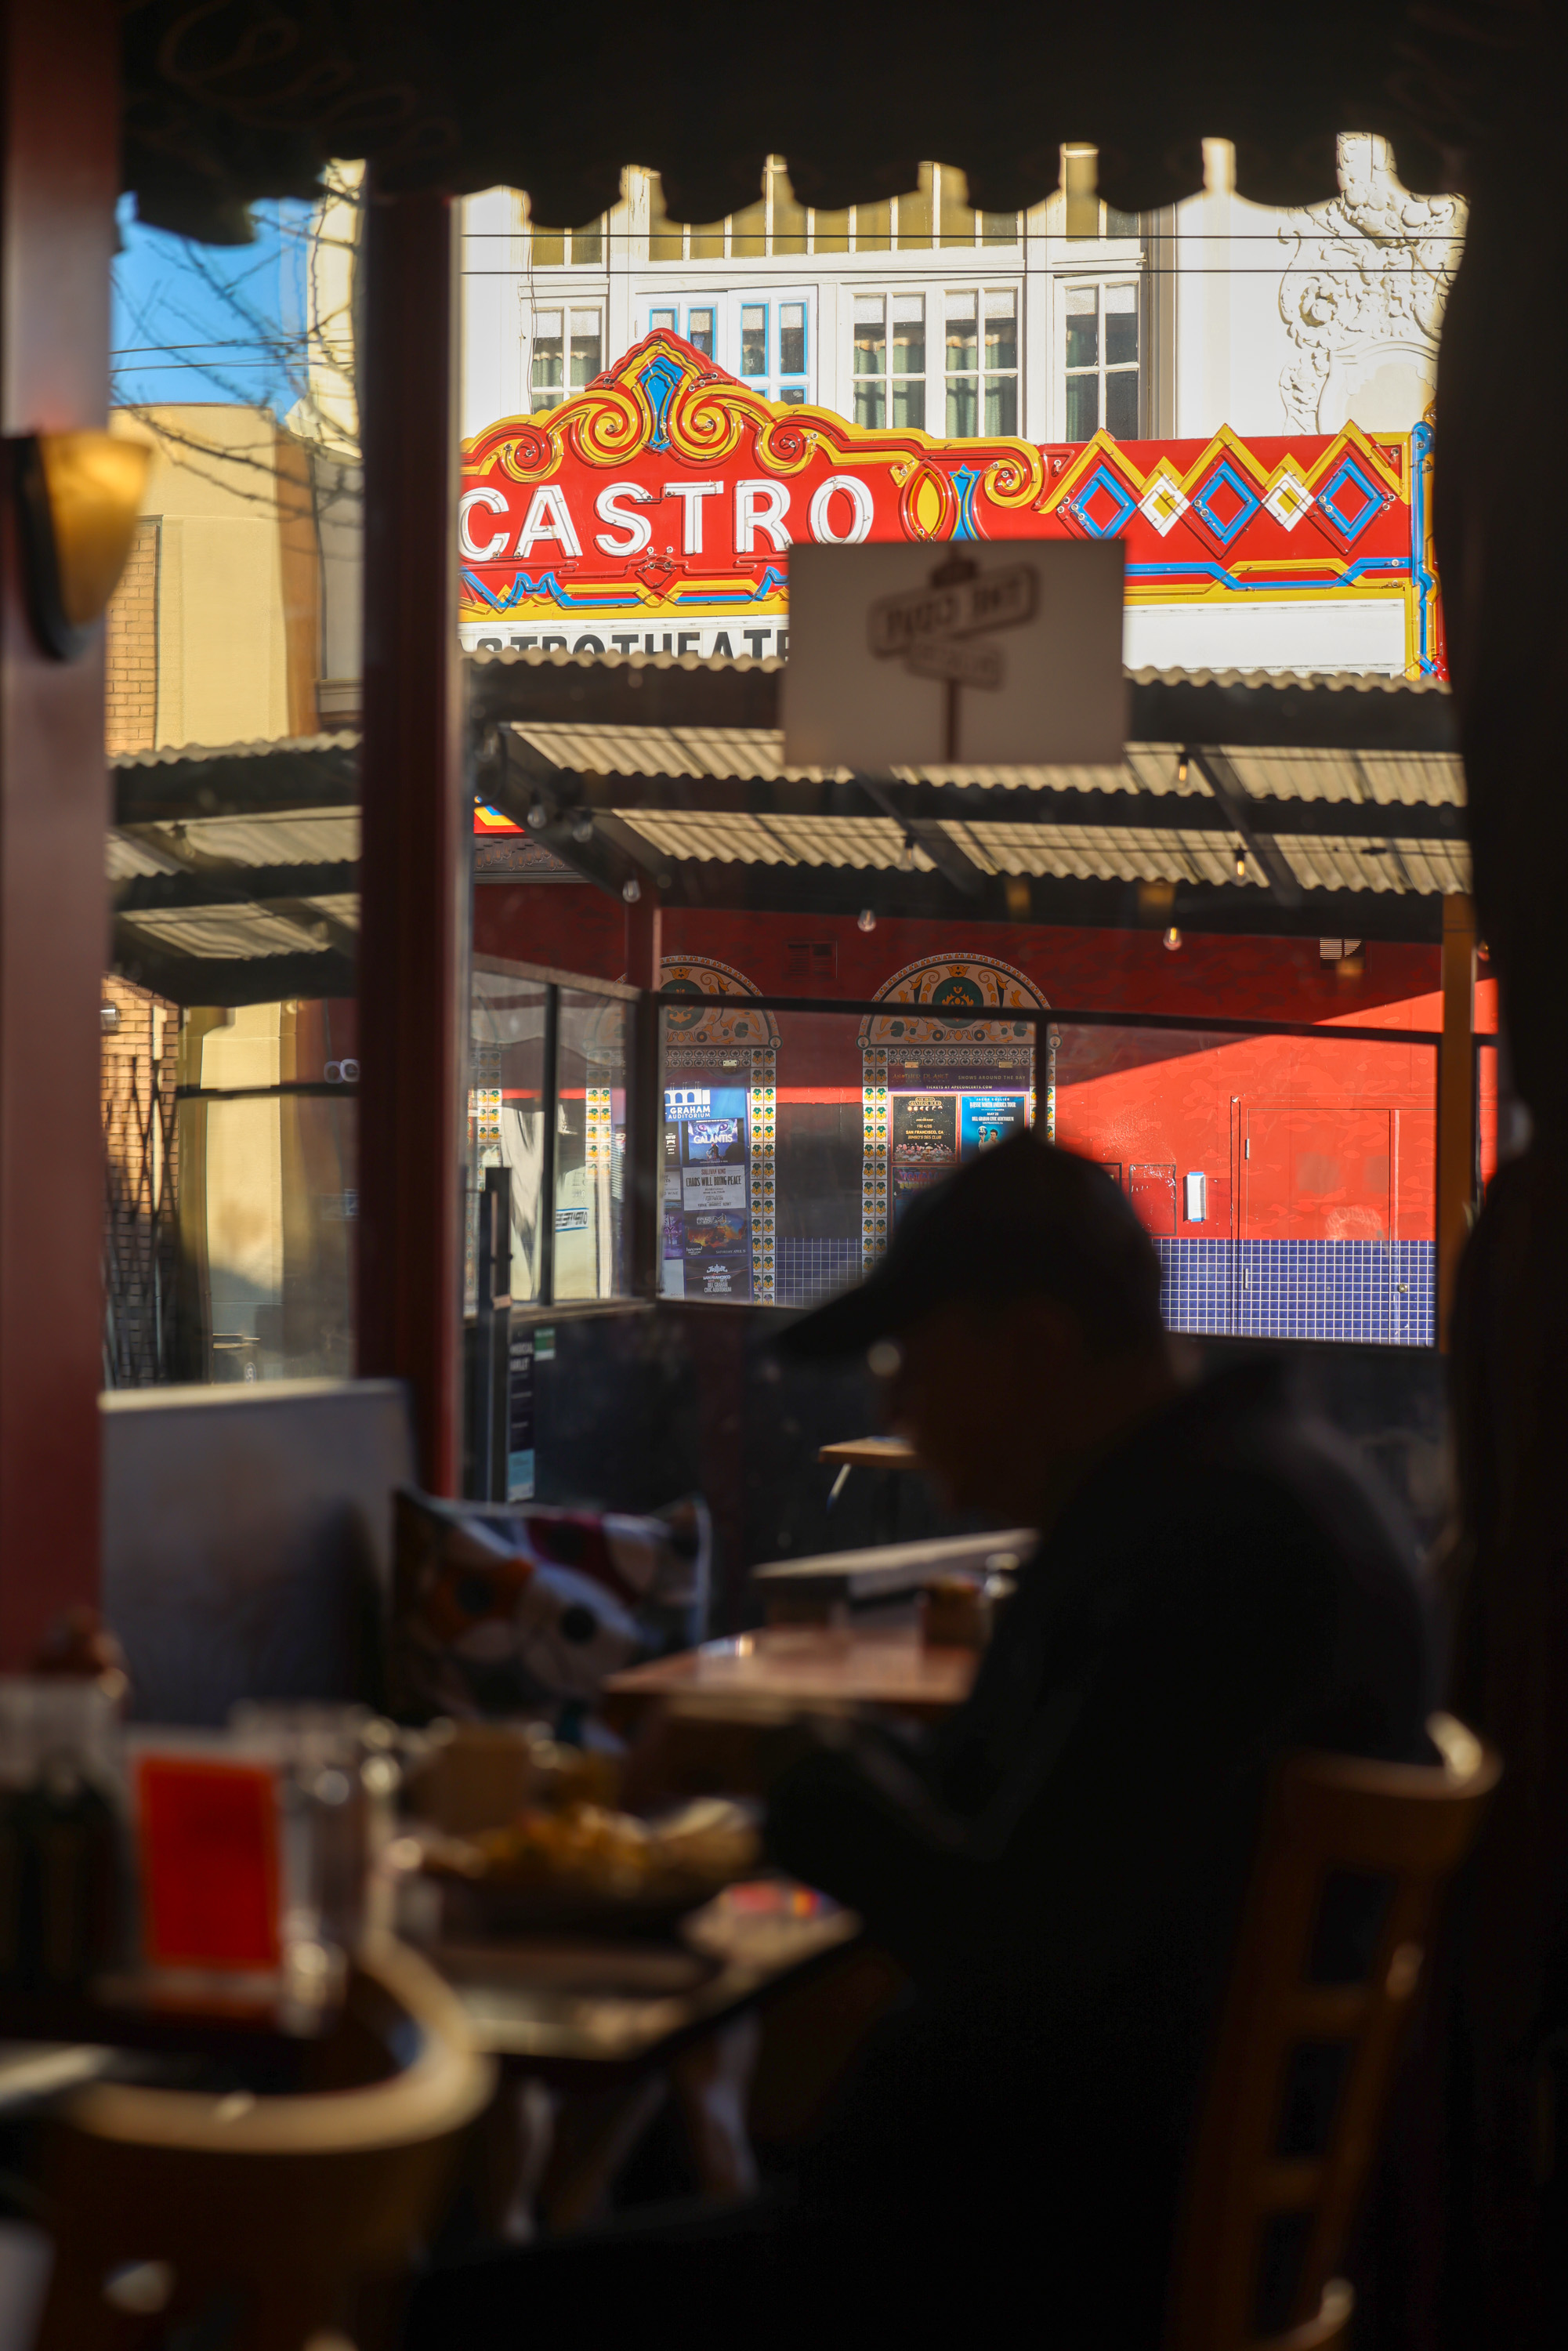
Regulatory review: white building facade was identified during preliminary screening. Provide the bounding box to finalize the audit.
[464,139,1461,455]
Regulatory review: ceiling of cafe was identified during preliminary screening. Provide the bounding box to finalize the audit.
[123,0,1514,245]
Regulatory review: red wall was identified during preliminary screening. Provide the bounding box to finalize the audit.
[474,886,1497,1241]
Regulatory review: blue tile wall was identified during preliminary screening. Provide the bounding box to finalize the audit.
[776,1236,864,1308]
[1154,1238,1436,1347]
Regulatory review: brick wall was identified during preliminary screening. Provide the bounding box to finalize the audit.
[105,518,159,755]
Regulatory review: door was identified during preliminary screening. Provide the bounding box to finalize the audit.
[1128,1163,1175,1236]
[1241,1109,1392,1239]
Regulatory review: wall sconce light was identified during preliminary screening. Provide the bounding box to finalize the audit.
[14,432,151,661]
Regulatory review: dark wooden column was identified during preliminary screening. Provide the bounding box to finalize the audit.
[357,183,465,1492]
[0,0,117,1661]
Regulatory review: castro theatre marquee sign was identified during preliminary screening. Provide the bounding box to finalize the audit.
[461,330,1442,679]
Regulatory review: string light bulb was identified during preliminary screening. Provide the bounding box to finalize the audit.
[1176,752,1190,788]
[857,908,877,933]
[1163,926,1182,951]
[1234,847,1247,881]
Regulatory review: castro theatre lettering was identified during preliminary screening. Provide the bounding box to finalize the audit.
[461,329,1443,678]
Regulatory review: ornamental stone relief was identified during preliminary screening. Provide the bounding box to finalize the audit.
[1278,136,1465,435]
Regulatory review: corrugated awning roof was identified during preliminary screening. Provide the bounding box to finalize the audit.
[108,661,1469,1001]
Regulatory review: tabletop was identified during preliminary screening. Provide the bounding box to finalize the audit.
[818,1436,918,1470]
[603,1621,978,1729]
[430,1880,858,2078]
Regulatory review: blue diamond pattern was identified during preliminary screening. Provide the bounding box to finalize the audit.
[1190,460,1262,546]
[1316,456,1384,544]
[1069,464,1139,538]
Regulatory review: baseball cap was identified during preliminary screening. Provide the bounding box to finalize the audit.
[775,1131,1163,1361]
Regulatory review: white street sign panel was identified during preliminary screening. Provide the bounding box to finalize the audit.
[904,636,1005,690]
[784,538,1126,770]
[867,563,1037,657]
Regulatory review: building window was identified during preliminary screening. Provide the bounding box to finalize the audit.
[529,216,605,266]
[649,304,716,357]
[643,162,1018,261]
[736,299,809,402]
[1063,282,1139,439]
[946,290,1018,437]
[531,307,603,411]
[853,294,925,429]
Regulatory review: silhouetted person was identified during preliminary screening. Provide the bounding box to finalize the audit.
[759,1132,1435,2339]
[407,1135,1432,2346]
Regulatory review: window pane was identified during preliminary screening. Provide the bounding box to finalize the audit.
[741,306,767,375]
[687,306,715,357]
[814,208,851,254]
[856,199,892,251]
[554,992,627,1302]
[730,197,766,259]
[1105,205,1140,237]
[771,162,808,256]
[855,382,886,429]
[569,311,602,386]
[1065,285,1099,371]
[648,178,683,263]
[1106,367,1139,439]
[893,379,925,430]
[1065,371,1100,439]
[690,219,725,259]
[650,307,678,331]
[981,211,1019,245]
[985,374,1018,435]
[571,218,603,266]
[1105,283,1139,367]
[892,293,924,375]
[531,226,565,267]
[532,311,563,392]
[779,301,806,375]
[939,165,976,248]
[853,295,885,376]
[945,292,978,374]
[897,165,933,250]
[984,289,1016,372]
[779,387,806,404]
[947,376,978,437]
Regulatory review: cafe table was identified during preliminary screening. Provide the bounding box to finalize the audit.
[819,1435,918,1541]
[603,1621,979,1734]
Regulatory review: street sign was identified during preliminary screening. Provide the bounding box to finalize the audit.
[867,562,1038,659]
[784,538,1126,770]
[904,636,1005,690]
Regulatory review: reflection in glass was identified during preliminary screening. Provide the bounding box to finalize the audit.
[779,302,806,376]
[687,307,715,357]
[555,991,628,1301]
[740,306,767,377]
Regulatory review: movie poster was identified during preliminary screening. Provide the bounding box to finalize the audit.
[960,1094,1028,1156]
[892,1094,958,1217]
[661,1086,751,1299]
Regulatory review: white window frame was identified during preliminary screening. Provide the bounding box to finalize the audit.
[636,289,816,404]
[528,302,605,412]
[942,287,1020,439]
[1059,277,1142,441]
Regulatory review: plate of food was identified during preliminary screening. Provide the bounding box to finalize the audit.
[419,1794,762,1937]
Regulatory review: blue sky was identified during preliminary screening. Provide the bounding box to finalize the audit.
[111,197,309,413]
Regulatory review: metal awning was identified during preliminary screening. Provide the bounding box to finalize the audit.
[473,651,1464,941]
[110,656,1468,1002]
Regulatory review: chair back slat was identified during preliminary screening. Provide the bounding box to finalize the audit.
[1167,1714,1497,2351]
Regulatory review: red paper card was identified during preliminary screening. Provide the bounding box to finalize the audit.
[136,1755,282,1971]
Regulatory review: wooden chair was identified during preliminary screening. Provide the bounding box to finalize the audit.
[1167,1713,1499,2351]
[34,1936,494,2351]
